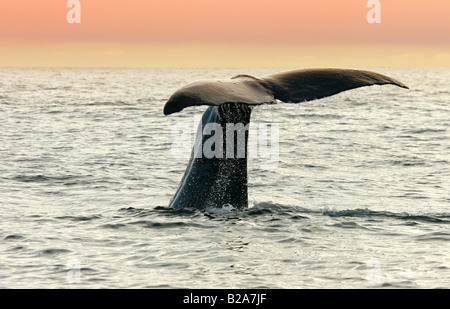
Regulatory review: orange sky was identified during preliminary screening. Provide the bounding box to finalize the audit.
[1,0,449,67]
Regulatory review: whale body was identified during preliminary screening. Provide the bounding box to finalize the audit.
[163,68,408,209]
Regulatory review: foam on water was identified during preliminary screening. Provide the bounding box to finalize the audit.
[205,203,237,214]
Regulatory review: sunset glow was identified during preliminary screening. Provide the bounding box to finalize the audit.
[1,0,449,67]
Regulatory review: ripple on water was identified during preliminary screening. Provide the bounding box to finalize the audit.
[55,215,102,222]
[39,248,71,255]
[3,235,26,241]
[415,232,450,242]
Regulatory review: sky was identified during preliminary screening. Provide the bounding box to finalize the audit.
[0,0,449,67]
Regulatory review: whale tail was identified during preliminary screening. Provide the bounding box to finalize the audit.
[259,68,408,103]
[164,68,408,209]
[163,68,408,115]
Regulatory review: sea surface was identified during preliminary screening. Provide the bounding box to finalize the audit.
[0,67,449,288]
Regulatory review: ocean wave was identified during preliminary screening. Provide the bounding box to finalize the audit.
[406,128,447,134]
[55,215,102,222]
[133,203,450,225]
[10,174,87,184]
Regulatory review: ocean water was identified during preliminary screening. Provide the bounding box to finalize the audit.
[0,67,449,289]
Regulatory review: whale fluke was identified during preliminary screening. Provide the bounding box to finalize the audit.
[260,68,408,103]
[164,68,408,115]
[164,68,408,209]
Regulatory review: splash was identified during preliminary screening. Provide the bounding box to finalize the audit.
[204,203,236,214]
